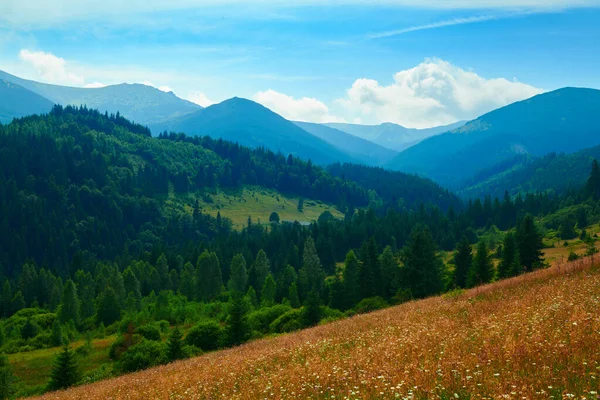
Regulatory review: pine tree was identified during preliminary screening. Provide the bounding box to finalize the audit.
[166,327,185,362]
[288,282,300,309]
[228,254,248,294]
[180,262,196,300]
[402,226,444,299]
[96,287,121,326]
[467,240,494,288]
[261,274,276,307]
[47,345,80,391]
[226,293,249,347]
[196,251,223,301]
[342,250,360,309]
[59,280,80,325]
[498,232,520,278]
[359,237,380,298]
[453,236,472,289]
[379,246,399,300]
[0,354,14,400]
[246,286,258,308]
[301,290,322,327]
[559,216,577,240]
[250,250,270,296]
[516,214,544,271]
[585,159,600,199]
[299,237,324,297]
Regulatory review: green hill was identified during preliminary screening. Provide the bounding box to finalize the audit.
[0,80,54,123]
[386,87,600,188]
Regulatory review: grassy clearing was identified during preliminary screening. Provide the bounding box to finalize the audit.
[164,186,343,229]
[34,257,600,400]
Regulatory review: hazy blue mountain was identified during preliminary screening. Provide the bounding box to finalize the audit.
[294,121,397,166]
[170,97,358,165]
[386,87,600,188]
[0,80,54,124]
[0,70,201,132]
[324,120,466,152]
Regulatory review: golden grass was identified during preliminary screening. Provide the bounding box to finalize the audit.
[33,257,600,400]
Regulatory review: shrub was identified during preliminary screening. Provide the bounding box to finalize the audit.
[119,339,166,373]
[247,304,291,334]
[269,309,302,333]
[136,325,161,341]
[184,320,224,351]
[354,297,388,314]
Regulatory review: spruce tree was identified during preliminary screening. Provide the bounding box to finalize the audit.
[299,237,324,297]
[453,236,472,289]
[498,232,520,278]
[585,159,600,199]
[301,290,322,328]
[166,327,185,362]
[288,282,300,309]
[402,226,444,299]
[250,250,270,296]
[467,240,494,288]
[226,293,249,347]
[379,246,399,300]
[228,254,248,294]
[516,214,544,271]
[359,237,380,299]
[342,250,360,309]
[196,251,223,301]
[47,345,80,391]
[260,274,276,307]
[59,280,80,325]
[246,286,258,308]
[180,262,196,300]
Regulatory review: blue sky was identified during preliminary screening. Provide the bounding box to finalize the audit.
[1,0,599,127]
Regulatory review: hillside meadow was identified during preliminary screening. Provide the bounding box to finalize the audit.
[33,256,600,400]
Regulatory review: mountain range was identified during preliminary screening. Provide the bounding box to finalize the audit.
[386,87,600,190]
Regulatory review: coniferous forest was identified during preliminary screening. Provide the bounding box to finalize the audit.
[1,106,599,397]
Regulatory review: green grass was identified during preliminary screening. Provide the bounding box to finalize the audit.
[165,186,344,229]
[8,336,115,397]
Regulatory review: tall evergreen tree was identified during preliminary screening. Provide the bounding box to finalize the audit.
[467,240,494,288]
[288,282,300,309]
[498,232,520,278]
[250,250,270,296]
[260,274,276,307]
[299,238,325,298]
[122,268,141,311]
[359,237,381,299]
[179,262,196,300]
[516,214,544,271]
[226,293,249,346]
[155,254,172,291]
[402,226,444,299]
[59,280,80,325]
[196,251,223,301]
[453,236,472,289]
[379,246,399,299]
[585,159,600,199]
[166,327,185,362]
[228,254,248,294]
[342,250,360,309]
[47,345,80,391]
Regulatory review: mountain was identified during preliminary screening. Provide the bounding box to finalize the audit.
[169,97,358,165]
[0,70,201,132]
[458,144,600,199]
[386,87,600,188]
[294,121,397,166]
[0,79,54,123]
[324,120,466,152]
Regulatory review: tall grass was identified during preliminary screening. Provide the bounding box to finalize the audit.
[33,256,600,399]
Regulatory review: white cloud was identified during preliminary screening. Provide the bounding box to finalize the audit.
[18,49,84,86]
[83,82,107,88]
[337,58,543,128]
[187,92,215,107]
[253,89,344,123]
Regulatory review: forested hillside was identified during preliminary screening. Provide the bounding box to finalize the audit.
[0,80,54,124]
[1,106,599,398]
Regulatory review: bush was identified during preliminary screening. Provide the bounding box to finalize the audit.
[354,297,388,314]
[184,320,224,351]
[136,325,161,341]
[119,339,166,373]
[247,304,291,334]
[269,309,302,333]
[568,250,580,262]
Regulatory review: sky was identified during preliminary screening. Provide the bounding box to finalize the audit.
[1,0,600,128]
